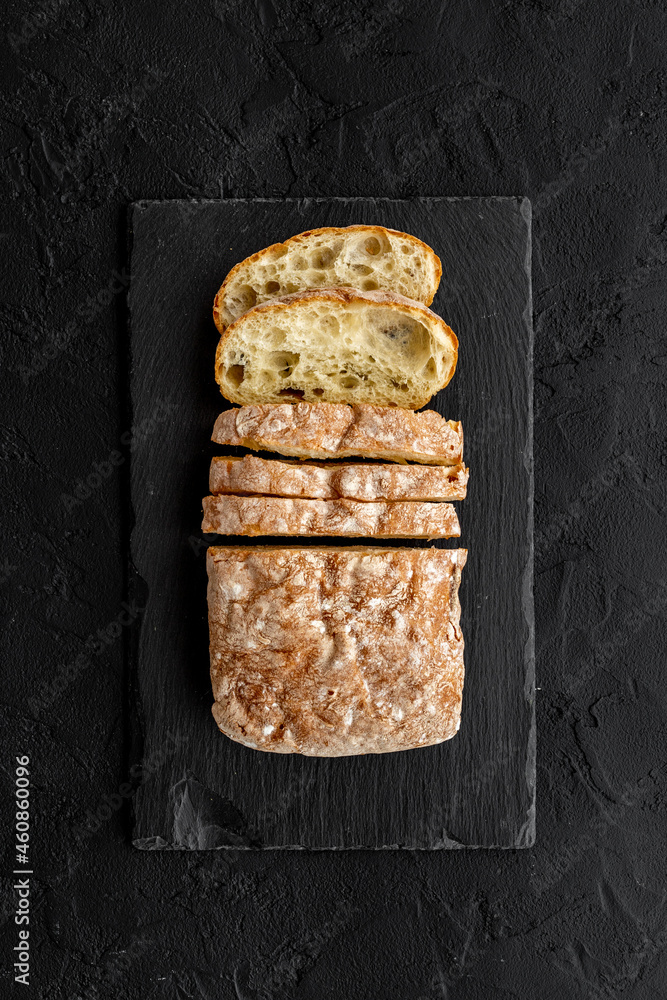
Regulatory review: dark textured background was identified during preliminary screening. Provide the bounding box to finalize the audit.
[1,1,666,996]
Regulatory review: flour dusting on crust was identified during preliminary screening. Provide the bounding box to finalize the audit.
[207,545,467,757]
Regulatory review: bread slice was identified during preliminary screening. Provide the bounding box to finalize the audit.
[201,495,460,539]
[209,454,469,502]
[207,545,467,756]
[212,402,463,466]
[215,288,457,409]
[213,225,442,332]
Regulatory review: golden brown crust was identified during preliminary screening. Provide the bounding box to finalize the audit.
[207,545,467,756]
[213,225,443,333]
[201,495,461,538]
[209,455,469,501]
[212,402,464,465]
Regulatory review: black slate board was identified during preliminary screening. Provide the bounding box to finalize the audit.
[128,198,534,850]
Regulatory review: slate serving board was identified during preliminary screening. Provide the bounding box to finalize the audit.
[128,197,534,850]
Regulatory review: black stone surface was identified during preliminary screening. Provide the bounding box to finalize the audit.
[2,0,667,995]
[129,197,534,850]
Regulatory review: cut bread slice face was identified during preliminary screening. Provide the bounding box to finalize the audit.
[213,225,442,332]
[215,288,458,409]
[212,402,463,465]
[201,495,460,539]
[209,455,469,502]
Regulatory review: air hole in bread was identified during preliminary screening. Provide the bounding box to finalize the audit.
[277,387,305,399]
[228,365,245,387]
[269,351,300,377]
[293,256,307,271]
[364,237,382,255]
[362,279,379,290]
[236,286,257,311]
[266,280,280,293]
[313,387,324,396]
[353,264,373,275]
[401,245,413,254]
[340,375,360,389]
[312,247,334,268]
[423,358,437,377]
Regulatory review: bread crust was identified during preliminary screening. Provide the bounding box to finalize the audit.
[213,225,443,333]
[214,287,458,409]
[212,402,464,465]
[207,545,467,756]
[209,454,469,501]
[201,495,460,539]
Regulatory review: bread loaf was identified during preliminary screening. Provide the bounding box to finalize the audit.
[213,225,442,332]
[207,545,467,756]
[212,402,463,465]
[201,495,460,539]
[209,455,469,501]
[215,288,457,408]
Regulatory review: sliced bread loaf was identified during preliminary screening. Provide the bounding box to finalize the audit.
[212,402,463,465]
[215,288,457,409]
[202,495,460,539]
[209,454,468,501]
[213,225,442,332]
